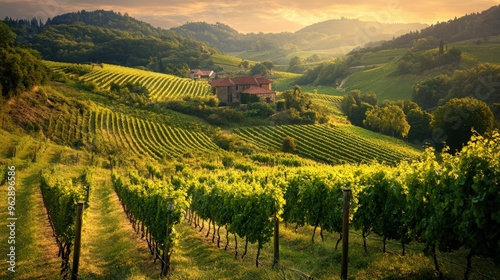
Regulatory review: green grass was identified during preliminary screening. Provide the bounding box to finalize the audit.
[212,53,258,68]
[172,218,500,279]
[79,169,158,279]
[342,41,500,101]
[343,62,430,101]
[226,48,344,68]
[271,71,342,95]
[353,48,408,65]
[450,43,500,64]
[0,131,78,279]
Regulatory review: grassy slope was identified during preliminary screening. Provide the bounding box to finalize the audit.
[0,132,61,279]
[343,39,500,101]
[79,170,160,279]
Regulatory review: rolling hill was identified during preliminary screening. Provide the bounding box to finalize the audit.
[172,19,427,54]
[46,61,213,101]
[3,10,500,279]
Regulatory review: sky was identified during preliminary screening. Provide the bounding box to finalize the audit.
[0,0,499,33]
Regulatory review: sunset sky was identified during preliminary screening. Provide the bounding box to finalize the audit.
[0,0,499,33]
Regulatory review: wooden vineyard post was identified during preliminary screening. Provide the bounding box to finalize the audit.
[85,185,91,203]
[72,202,85,280]
[273,212,279,268]
[32,146,37,163]
[341,189,351,280]
[161,197,174,278]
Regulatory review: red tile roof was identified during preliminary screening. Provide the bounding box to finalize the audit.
[242,86,275,94]
[210,75,272,87]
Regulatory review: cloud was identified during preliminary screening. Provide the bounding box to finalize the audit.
[0,0,499,32]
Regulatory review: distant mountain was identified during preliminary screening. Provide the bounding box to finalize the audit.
[297,18,427,39]
[171,19,427,53]
[352,5,500,53]
[171,22,257,52]
[2,10,218,75]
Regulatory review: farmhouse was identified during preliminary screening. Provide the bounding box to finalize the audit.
[210,75,276,104]
[189,69,216,80]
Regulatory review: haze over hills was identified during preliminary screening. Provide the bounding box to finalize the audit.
[171,19,428,53]
[353,4,500,53]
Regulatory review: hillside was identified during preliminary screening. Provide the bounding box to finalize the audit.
[342,38,500,101]
[47,61,212,101]
[172,19,428,63]
[3,9,500,279]
[2,10,217,75]
[352,5,500,53]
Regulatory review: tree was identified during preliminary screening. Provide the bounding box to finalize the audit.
[0,24,47,98]
[341,90,377,127]
[261,61,274,71]
[282,136,297,153]
[289,56,302,68]
[288,56,304,73]
[239,60,249,69]
[305,54,321,63]
[432,97,494,152]
[282,88,311,111]
[250,63,269,76]
[364,105,410,138]
[0,22,16,47]
[406,108,433,143]
[412,74,450,110]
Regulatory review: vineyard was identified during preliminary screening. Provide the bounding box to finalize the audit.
[233,124,421,165]
[91,130,499,279]
[177,131,500,278]
[45,61,213,101]
[46,105,219,160]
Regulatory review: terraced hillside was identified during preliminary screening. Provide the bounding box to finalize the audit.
[47,105,219,160]
[46,61,213,101]
[234,124,421,165]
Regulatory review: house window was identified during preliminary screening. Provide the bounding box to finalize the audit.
[228,93,233,103]
[266,97,271,103]
[235,85,239,91]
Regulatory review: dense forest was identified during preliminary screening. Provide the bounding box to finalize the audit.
[2,10,218,76]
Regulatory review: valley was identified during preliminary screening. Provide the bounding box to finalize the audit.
[1,4,500,280]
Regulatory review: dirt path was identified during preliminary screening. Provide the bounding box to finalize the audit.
[0,162,61,279]
[79,170,158,279]
[336,77,349,90]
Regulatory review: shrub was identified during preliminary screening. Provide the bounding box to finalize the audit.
[282,136,297,153]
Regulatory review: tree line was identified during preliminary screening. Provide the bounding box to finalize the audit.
[350,5,500,55]
[0,22,47,99]
[3,10,218,76]
[341,88,495,153]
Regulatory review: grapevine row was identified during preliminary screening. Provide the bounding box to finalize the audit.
[40,167,93,277]
[111,171,187,275]
[45,62,212,101]
[47,106,219,160]
[175,131,499,276]
[234,124,420,165]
